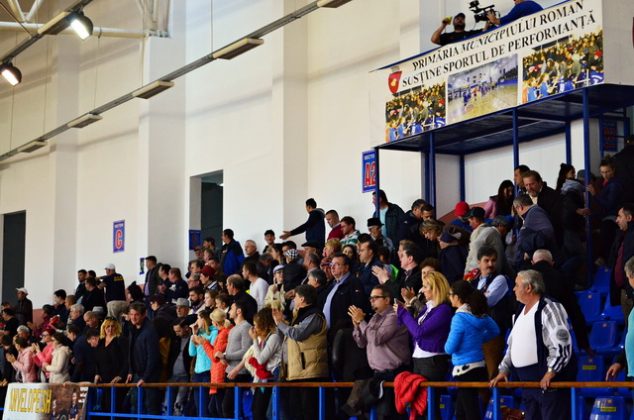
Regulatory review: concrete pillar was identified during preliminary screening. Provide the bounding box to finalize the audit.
[136,2,187,275]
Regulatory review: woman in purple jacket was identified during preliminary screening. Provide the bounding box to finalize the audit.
[396,271,453,417]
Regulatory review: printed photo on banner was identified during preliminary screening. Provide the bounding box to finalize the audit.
[3,382,88,420]
[521,30,604,103]
[447,55,518,123]
[385,83,446,142]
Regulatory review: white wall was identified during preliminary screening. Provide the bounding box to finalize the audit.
[0,0,617,307]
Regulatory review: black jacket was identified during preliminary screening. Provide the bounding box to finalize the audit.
[537,184,563,244]
[128,318,160,382]
[532,261,589,350]
[608,222,634,305]
[95,336,129,382]
[82,288,106,312]
[290,210,326,247]
[440,244,468,284]
[167,335,193,378]
[326,274,369,343]
[374,203,405,246]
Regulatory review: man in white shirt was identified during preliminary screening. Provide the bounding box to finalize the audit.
[490,269,575,419]
[242,261,268,310]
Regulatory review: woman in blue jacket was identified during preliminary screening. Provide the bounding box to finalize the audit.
[189,309,218,417]
[445,280,499,420]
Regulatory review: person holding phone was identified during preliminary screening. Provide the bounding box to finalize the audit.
[395,271,453,418]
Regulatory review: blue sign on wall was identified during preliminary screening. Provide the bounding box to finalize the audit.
[113,220,125,253]
[189,230,202,250]
[362,150,377,193]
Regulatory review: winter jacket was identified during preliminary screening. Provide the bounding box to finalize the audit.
[394,371,428,420]
[444,307,499,366]
[202,325,232,394]
[45,345,71,383]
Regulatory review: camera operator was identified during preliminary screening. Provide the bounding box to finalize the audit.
[486,0,543,27]
[431,13,481,46]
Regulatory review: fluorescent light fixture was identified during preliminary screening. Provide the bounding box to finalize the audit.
[68,113,102,128]
[0,62,22,86]
[17,140,47,153]
[212,38,264,60]
[317,0,353,8]
[132,80,175,99]
[70,12,93,40]
[37,11,71,35]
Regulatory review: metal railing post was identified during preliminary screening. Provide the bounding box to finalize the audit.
[318,387,326,420]
[198,385,204,417]
[234,385,241,420]
[571,387,577,419]
[166,386,173,416]
[272,386,279,420]
[369,406,377,420]
[427,386,434,420]
[110,385,116,420]
[136,387,143,420]
[492,386,500,420]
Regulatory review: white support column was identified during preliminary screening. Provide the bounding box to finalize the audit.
[48,36,80,292]
[271,0,309,230]
[136,1,186,276]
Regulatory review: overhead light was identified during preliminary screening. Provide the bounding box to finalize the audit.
[37,11,71,35]
[17,140,47,153]
[69,12,94,40]
[317,0,353,8]
[68,113,102,128]
[132,80,174,99]
[0,62,22,86]
[212,38,264,60]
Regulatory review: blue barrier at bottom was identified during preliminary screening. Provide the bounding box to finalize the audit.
[589,396,626,420]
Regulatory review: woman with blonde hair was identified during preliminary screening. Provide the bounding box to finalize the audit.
[395,271,453,418]
[199,308,232,417]
[95,317,128,412]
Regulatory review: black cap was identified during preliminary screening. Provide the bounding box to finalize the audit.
[455,12,466,18]
[466,207,485,220]
[367,217,383,228]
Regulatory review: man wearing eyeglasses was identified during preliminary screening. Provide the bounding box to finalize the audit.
[349,284,410,419]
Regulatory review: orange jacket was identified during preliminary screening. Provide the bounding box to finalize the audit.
[202,325,232,394]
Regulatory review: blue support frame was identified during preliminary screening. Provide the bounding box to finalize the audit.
[565,122,572,164]
[582,89,593,286]
[428,132,436,209]
[459,155,465,201]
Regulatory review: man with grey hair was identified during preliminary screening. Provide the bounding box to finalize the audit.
[606,256,634,380]
[67,304,86,333]
[490,269,575,419]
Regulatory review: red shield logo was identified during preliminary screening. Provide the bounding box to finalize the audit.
[388,71,402,94]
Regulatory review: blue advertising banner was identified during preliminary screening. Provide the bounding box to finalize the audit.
[189,229,202,250]
[362,150,377,193]
[113,220,125,253]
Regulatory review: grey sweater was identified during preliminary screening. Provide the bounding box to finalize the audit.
[224,321,252,374]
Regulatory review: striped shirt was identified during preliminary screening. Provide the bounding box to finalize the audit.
[499,297,572,374]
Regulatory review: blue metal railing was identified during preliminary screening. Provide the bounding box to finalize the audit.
[2,380,633,419]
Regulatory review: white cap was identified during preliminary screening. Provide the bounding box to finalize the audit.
[105,263,116,270]
[16,287,28,295]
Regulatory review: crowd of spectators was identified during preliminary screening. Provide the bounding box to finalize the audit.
[385,84,446,141]
[2,137,634,419]
[522,31,604,103]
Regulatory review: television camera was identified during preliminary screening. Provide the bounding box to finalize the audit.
[469,0,497,23]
